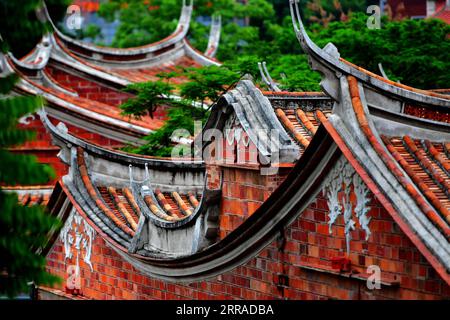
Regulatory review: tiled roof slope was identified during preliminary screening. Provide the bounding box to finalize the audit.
[52,34,205,85]
[40,109,211,255]
[432,2,450,24]
[289,0,450,284]
[45,0,220,84]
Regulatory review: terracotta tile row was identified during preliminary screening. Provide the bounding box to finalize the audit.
[382,136,450,222]
[98,184,201,223]
[76,148,135,237]
[274,107,330,150]
[346,76,450,236]
[17,192,50,206]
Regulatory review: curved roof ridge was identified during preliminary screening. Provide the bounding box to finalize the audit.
[204,15,221,58]
[43,0,193,57]
[258,61,281,92]
[183,39,221,66]
[289,0,450,106]
[7,35,52,70]
[39,108,203,168]
[346,75,450,234]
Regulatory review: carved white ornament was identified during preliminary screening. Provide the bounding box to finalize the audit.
[323,157,371,254]
[224,113,250,147]
[60,208,96,271]
[18,113,35,126]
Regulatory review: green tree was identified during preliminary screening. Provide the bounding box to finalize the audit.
[178,65,240,108]
[99,2,450,156]
[121,80,177,119]
[311,13,450,89]
[0,0,63,297]
[120,65,240,157]
[0,0,69,57]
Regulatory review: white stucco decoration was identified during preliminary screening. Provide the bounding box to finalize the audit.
[18,113,35,126]
[60,208,96,271]
[323,156,372,254]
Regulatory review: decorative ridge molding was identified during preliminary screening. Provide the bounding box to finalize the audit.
[289,0,450,107]
[258,61,281,92]
[205,15,221,58]
[224,80,299,161]
[7,35,52,70]
[183,39,222,66]
[43,0,193,57]
[39,108,205,169]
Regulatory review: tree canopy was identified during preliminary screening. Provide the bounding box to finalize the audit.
[86,0,449,90]
[0,0,62,297]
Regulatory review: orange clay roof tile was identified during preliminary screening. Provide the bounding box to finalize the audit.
[341,59,450,100]
[347,75,450,234]
[296,108,317,135]
[107,187,138,231]
[143,195,176,221]
[122,187,142,224]
[77,148,135,236]
[424,140,450,173]
[382,136,450,231]
[275,108,310,148]
[403,136,450,195]
[172,191,193,216]
[188,191,199,208]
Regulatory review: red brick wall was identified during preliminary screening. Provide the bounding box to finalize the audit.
[219,167,291,239]
[10,114,123,183]
[11,116,67,183]
[48,117,123,148]
[44,189,450,300]
[45,66,133,107]
[45,66,169,120]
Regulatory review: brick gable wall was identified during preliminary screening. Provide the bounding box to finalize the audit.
[44,187,450,300]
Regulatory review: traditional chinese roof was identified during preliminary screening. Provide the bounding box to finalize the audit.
[40,108,217,257]
[3,0,223,147]
[289,0,450,283]
[44,0,220,85]
[39,1,450,286]
[41,70,335,280]
[3,0,224,191]
[1,52,159,146]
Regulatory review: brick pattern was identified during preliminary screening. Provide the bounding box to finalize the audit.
[219,167,291,239]
[404,105,450,123]
[45,65,169,120]
[10,114,123,185]
[45,189,450,300]
[45,66,134,108]
[10,116,67,183]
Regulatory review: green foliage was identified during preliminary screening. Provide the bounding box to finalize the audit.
[126,104,207,157]
[178,65,240,107]
[312,13,450,88]
[121,80,176,118]
[0,0,69,57]
[0,0,63,297]
[0,76,60,298]
[97,0,181,48]
[120,65,240,157]
[0,191,61,297]
[224,55,262,80]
